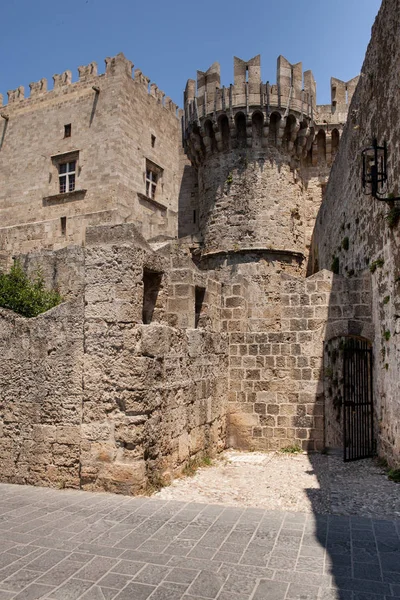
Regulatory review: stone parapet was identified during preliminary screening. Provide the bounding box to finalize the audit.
[183,55,356,168]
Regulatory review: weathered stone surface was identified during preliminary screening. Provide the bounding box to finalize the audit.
[0,227,228,493]
[312,0,400,466]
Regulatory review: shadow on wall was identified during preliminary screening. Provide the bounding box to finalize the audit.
[178,164,199,239]
[299,268,379,600]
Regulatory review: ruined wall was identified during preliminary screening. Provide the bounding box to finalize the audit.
[0,301,84,488]
[80,225,227,493]
[312,0,400,466]
[0,224,228,493]
[0,53,191,265]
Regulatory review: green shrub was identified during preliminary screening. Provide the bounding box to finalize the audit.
[370,258,384,273]
[386,206,400,228]
[280,444,302,454]
[0,261,62,318]
[388,468,400,483]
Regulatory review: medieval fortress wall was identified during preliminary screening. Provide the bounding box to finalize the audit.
[312,0,400,466]
[1,14,398,494]
[0,225,228,492]
[0,53,185,267]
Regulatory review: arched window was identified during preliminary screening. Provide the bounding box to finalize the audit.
[235,112,247,148]
[269,112,281,145]
[218,114,230,151]
[251,112,264,149]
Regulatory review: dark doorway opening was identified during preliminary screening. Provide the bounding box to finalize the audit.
[142,269,162,324]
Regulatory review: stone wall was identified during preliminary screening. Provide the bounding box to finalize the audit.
[223,264,372,452]
[0,301,84,488]
[312,0,400,466]
[0,224,228,493]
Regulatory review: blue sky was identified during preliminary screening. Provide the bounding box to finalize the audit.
[1,0,381,108]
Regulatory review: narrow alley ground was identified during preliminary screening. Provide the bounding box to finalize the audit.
[155,451,400,519]
[0,453,398,599]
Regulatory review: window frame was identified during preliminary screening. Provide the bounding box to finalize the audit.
[51,151,79,196]
[145,168,158,200]
[145,159,163,202]
[58,160,76,194]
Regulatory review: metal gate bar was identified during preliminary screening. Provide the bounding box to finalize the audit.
[343,338,374,461]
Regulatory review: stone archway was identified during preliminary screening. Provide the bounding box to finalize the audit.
[324,331,373,454]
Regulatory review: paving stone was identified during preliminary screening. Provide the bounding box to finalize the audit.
[148,585,185,600]
[110,560,146,576]
[138,539,170,553]
[381,571,400,583]
[217,594,250,600]
[12,583,54,600]
[286,582,320,599]
[47,578,94,599]
[187,570,226,598]
[353,562,382,581]
[96,573,132,589]
[133,564,171,585]
[113,582,156,600]
[80,586,117,600]
[36,558,83,586]
[120,550,170,565]
[167,557,221,574]
[220,573,258,595]
[2,569,42,592]
[252,579,289,600]
[163,539,197,557]
[335,577,391,595]
[164,568,200,585]
[24,551,70,573]
[75,556,119,581]
[187,546,216,560]
[76,544,123,558]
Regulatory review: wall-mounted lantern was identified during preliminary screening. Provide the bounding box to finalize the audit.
[362,138,400,200]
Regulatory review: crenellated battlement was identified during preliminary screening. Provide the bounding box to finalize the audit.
[0,53,181,118]
[183,54,357,166]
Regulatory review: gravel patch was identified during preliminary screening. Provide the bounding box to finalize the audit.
[154,450,400,519]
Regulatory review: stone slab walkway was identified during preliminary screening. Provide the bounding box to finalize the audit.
[0,482,399,600]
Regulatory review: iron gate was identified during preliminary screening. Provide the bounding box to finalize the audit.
[343,338,374,461]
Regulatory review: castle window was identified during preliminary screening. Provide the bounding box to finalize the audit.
[146,169,157,200]
[60,216,67,236]
[145,159,163,201]
[64,124,71,138]
[142,269,163,324]
[151,134,156,147]
[195,286,206,328]
[58,160,76,193]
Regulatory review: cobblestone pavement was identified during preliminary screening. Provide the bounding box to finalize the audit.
[0,481,399,600]
[156,452,400,520]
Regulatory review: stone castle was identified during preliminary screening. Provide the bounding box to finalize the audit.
[0,7,398,494]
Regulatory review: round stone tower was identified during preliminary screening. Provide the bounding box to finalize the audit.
[183,55,350,269]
